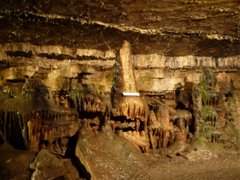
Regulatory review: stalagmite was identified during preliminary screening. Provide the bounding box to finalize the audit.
[0,2,239,179]
[112,41,148,121]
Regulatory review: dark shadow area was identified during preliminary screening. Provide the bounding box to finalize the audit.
[38,53,75,60]
[65,132,91,180]
[0,132,4,145]
[0,111,27,150]
[6,51,33,58]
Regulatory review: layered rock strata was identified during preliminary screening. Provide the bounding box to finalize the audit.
[0,41,239,154]
[0,1,239,179]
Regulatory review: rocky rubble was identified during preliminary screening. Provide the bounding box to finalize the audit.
[185,148,218,162]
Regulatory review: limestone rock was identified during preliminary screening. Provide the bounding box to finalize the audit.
[30,150,66,180]
[185,148,218,162]
[112,41,148,121]
[0,1,239,177]
[75,128,151,180]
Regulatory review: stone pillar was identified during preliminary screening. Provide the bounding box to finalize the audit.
[112,41,148,122]
[119,41,138,92]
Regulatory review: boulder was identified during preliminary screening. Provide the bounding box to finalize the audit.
[30,150,66,180]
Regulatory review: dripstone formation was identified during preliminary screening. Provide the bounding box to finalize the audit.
[0,40,239,179]
[0,0,239,179]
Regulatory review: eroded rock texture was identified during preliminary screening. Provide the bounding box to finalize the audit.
[0,0,239,179]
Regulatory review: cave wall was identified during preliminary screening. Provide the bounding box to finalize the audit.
[0,1,240,179]
[0,0,239,166]
[0,41,239,153]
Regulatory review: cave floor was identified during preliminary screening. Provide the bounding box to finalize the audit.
[0,142,239,180]
[149,152,240,180]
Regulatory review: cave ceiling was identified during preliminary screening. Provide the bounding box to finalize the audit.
[0,0,239,56]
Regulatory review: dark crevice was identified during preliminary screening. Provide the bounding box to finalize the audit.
[6,79,26,83]
[76,55,107,61]
[78,112,102,119]
[38,53,75,60]
[176,102,186,109]
[65,132,91,180]
[93,66,113,71]
[0,60,10,70]
[0,111,27,150]
[0,131,4,145]
[6,51,33,58]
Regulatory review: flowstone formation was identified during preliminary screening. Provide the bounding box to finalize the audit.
[0,0,240,179]
[0,40,239,179]
[111,41,149,152]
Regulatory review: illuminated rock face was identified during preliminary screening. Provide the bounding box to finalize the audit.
[0,39,239,152]
[27,110,80,154]
[0,40,239,155]
[0,1,239,179]
[112,41,148,121]
[119,41,138,93]
[110,41,149,151]
[0,22,239,180]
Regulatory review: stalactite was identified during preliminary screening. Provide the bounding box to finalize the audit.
[13,111,16,127]
[0,111,3,136]
[21,115,26,132]
[192,85,202,136]
[49,111,53,121]
[43,111,46,121]
[3,111,6,139]
[39,110,43,120]
[46,111,51,120]
[8,111,12,140]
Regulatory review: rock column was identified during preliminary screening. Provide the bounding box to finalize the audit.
[112,41,148,121]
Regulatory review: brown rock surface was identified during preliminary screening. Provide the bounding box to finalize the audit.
[75,127,151,180]
[0,0,239,179]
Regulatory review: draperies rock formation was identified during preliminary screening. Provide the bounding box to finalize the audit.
[0,0,240,179]
[0,40,239,179]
